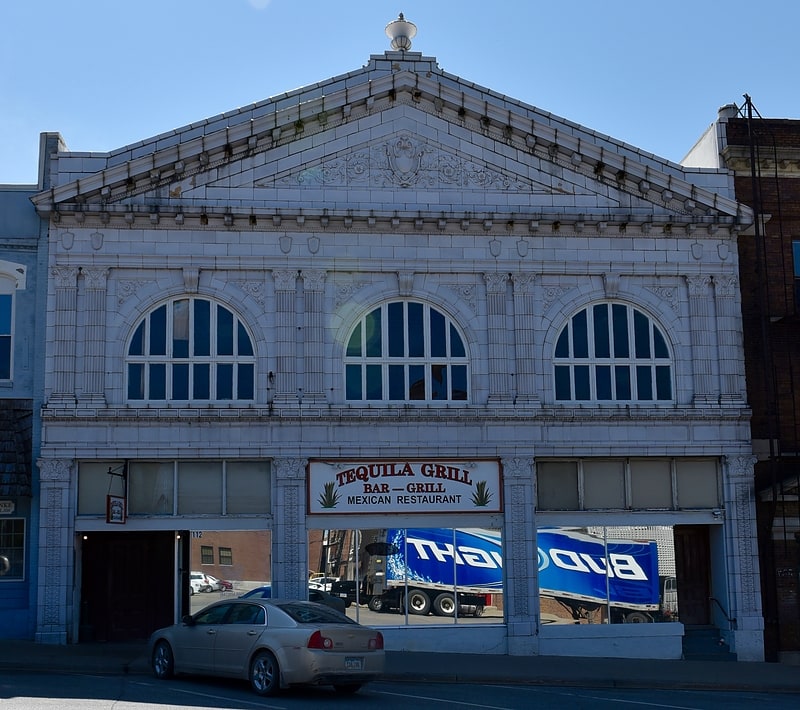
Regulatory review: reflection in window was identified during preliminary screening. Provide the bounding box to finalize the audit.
[309,528,503,626]
[554,303,672,402]
[345,302,469,402]
[127,297,255,402]
[0,518,25,580]
[0,292,12,380]
[538,526,678,624]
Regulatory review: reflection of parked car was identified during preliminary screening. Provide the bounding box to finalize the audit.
[149,598,384,696]
[215,577,233,591]
[190,572,217,594]
[308,576,339,592]
[204,574,232,591]
[240,585,347,614]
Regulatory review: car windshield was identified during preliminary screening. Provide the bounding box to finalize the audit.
[276,601,356,625]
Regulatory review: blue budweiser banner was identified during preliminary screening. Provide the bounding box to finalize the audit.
[537,528,660,607]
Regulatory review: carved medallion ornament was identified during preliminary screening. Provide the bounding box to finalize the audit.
[274,133,535,191]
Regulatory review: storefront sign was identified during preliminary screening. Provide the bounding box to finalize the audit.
[308,459,502,514]
[0,500,14,515]
[106,495,126,524]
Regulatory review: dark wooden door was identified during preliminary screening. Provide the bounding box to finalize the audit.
[674,525,711,625]
[81,531,175,642]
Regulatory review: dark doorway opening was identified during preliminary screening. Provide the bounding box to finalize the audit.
[674,525,711,626]
[80,531,176,642]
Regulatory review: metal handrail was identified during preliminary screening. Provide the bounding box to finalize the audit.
[710,597,737,629]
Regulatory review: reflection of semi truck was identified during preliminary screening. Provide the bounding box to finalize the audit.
[332,527,677,622]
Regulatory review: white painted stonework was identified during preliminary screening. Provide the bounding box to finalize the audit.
[32,39,763,661]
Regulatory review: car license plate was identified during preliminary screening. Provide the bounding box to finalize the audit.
[345,657,363,670]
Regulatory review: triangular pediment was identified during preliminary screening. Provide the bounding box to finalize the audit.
[33,53,750,232]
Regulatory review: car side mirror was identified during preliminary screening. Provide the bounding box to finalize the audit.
[181,614,195,626]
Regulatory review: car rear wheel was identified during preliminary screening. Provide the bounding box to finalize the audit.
[151,640,174,680]
[334,683,362,695]
[250,650,280,696]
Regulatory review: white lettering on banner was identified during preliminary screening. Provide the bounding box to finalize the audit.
[543,548,648,581]
[407,536,502,569]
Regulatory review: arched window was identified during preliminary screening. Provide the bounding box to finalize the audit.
[344,301,469,402]
[127,297,255,402]
[554,303,673,402]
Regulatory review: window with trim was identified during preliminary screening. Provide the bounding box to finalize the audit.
[0,518,25,580]
[127,297,255,402]
[345,301,469,402]
[0,291,11,380]
[219,547,233,566]
[554,303,673,402]
[200,545,214,565]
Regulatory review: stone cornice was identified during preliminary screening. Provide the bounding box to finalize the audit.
[722,145,800,177]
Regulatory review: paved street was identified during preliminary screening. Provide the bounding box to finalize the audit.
[2,670,800,710]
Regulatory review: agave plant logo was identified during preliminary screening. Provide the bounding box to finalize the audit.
[318,481,340,509]
[471,480,493,507]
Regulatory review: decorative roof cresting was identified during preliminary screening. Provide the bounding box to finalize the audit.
[385,13,417,51]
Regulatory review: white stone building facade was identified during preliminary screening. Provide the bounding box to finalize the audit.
[32,26,763,660]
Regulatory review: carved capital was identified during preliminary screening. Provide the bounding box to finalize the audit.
[51,266,79,289]
[685,274,712,297]
[273,270,298,292]
[83,268,109,290]
[37,458,73,483]
[301,269,326,292]
[483,272,509,293]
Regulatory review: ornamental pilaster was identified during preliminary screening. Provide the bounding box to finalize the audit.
[484,273,511,402]
[50,267,79,404]
[713,274,746,405]
[271,458,308,600]
[685,275,717,405]
[272,270,298,402]
[302,270,326,401]
[81,268,109,402]
[511,273,538,404]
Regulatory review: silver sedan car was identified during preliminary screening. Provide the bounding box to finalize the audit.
[149,598,385,696]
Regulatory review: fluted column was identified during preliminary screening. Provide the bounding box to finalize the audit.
[713,274,746,405]
[502,456,538,655]
[511,273,538,405]
[36,458,75,644]
[301,269,326,402]
[723,455,764,661]
[484,273,511,402]
[81,268,109,403]
[271,457,308,600]
[272,270,297,403]
[49,267,79,406]
[685,275,717,405]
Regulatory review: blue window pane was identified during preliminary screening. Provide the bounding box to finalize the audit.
[346,323,362,357]
[128,364,144,399]
[615,366,631,399]
[150,363,166,399]
[653,327,669,358]
[656,366,672,400]
[430,309,446,357]
[217,363,233,399]
[634,311,651,358]
[129,321,145,356]
[193,364,210,399]
[238,323,254,357]
[636,365,653,400]
[388,302,404,357]
[408,302,424,357]
[0,294,11,332]
[0,337,9,379]
[172,364,189,399]
[409,364,425,399]
[173,300,190,357]
[574,365,590,400]
[217,307,234,356]
[365,364,382,399]
[593,304,610,358]
[431,364,447,399]
[555,366,571,400]
[794,241,800,277]
[237,364,254,399]
[194,299,210,356]
[345,364,361,399]
[451,365,468,400]
[555,328,570,358]
[149,305,167,355]
[612,304,629,358]
[450,324,465,357]
[596,365,612,400]
[365,309,382,358]
[572,310,588,358]
[389,365,405,400]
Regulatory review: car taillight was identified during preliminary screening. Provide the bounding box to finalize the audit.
[368,632,384,650]
[307,630,334,649]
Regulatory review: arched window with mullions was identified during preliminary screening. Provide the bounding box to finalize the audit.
[554,303,673,403]
[126,297,256,402]
[345,301,469,402]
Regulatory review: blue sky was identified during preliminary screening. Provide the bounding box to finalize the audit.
[2,0,798,184]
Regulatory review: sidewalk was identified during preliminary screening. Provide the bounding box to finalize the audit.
[1,640,799,692]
